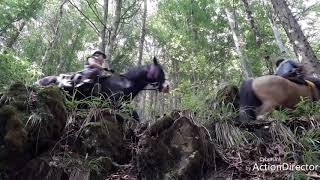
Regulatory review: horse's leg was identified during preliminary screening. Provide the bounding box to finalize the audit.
[256,101,275,120]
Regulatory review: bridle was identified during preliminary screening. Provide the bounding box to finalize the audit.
[143,82,162,91]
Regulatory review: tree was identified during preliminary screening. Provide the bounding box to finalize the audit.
[241,0,261,46]
[225,7,253,79]
[271,0,320,75]
[105,0,122,69]
[100,0,109,54]
[41,0,68,67]
[137,0,147,66]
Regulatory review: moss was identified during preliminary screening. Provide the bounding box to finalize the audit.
[38,86,65,102]
[26,86,67,140]
[0,105,27,152]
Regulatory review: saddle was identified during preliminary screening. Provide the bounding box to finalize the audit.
[280,70,307,86]
[305,80,320,101]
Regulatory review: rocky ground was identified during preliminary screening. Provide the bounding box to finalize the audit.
[0,82,319,180]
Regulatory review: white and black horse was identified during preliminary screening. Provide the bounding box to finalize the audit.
[37,57,170,120]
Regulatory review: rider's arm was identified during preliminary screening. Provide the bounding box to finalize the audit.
[87,57,104,70]
[288,60,300,68]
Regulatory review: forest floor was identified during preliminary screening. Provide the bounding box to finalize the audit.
[0,82,319,180]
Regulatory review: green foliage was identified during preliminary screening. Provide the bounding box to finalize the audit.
[0,0,44,33]
[291,97,320,117]
[289,171,308,180]
[0,52,41,89]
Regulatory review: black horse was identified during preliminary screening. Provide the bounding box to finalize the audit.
[37,57,170,119]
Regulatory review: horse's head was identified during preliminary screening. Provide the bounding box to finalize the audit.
[145,57,170,93]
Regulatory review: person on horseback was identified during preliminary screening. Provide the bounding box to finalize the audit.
[73,51,112,85]
[275,58,307,85]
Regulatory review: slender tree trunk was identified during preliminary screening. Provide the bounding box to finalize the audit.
[5,21,26,49]
[261,0,290,55]
[267,11,290,55]
[148,91,154,121]
[137,0,147,65]
[170,55,179,109]
[41,0,67,67]
[100,0,109,54]
[136,0,148,119]
[241,0,261,46]
[105,0,122,69]
[264,54,274,74]
[270,0,320,75]
[225,8,253,79]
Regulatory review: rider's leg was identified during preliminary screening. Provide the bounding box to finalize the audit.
[81,68,101,82]
[282,72,307,85]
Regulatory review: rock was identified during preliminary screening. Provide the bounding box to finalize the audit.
[137,112,219,180]
[0,82,68,177]
[0,105,27,152]
[208,83,239,110]
[10,157,68,180]
[80,111,132,164]
[10,154,115,180]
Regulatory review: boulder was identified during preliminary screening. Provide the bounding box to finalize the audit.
[137,112,220,180]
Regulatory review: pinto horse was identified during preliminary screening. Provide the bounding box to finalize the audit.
[239,75,320,121]
[37,57,169,113]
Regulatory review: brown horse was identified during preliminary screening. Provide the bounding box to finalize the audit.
[239,75,320,121]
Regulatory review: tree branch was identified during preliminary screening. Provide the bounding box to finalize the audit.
[84,0,106,27]
[67,0,100,34]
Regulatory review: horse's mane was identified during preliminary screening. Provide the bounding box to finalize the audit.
[122,64,150,80]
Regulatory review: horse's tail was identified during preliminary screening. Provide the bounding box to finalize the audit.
[239,79,262,122]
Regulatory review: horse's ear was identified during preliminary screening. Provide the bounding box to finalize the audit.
[153,57,159,65]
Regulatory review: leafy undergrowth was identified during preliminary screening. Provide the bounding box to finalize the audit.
[200,95,320,179]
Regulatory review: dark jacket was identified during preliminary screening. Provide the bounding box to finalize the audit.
[275,59,300,76]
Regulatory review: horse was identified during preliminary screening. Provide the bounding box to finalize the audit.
[239,75,320,122]
[37,57,170,120]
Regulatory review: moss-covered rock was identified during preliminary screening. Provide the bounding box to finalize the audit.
[80,111,131,164]
[0,82,68,178]
[0,105,27,152]
[208,83,239,109]
[26,86,67,142]
[137,112,220,180]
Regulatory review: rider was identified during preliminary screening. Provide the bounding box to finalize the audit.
[275,58,306,85]
[73,51,112,84]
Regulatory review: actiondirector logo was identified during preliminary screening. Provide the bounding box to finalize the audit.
[252,163,319,172]
[247,157,319,172]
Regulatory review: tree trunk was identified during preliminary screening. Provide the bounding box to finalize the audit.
[105,0,122,69]
[264,54,274,74]
[170,54,179,109]
[225,8,253,79]
[241,0,261,46]
[5,21,26,49]
[270,0,320,75]
[148,91,155,121]
[261,0,289,55]
[100,0,109,54]
[41,0,67,67]
[135,0,148,119]
[267,11,290,55]
[137,0,147,66]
